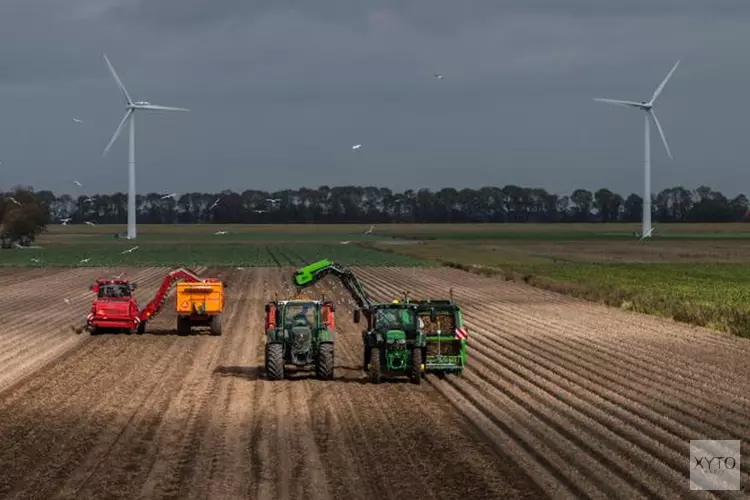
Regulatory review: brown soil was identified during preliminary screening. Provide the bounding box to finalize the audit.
[0,267,539,500]
[1,266,748,499]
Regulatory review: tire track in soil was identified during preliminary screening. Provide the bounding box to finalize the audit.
[357,267,750,500]
[1,267,543,500]
[279,268,543,500]
[0,268,170,396]
[388,268,750,443]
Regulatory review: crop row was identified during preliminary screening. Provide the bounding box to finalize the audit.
[0,242,429,268]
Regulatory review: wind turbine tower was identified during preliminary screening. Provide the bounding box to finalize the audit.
[102,54,189,239]
[594,61,679,239]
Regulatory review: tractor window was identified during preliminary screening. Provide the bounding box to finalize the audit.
[284,304,315,328]
[375,308,414,331]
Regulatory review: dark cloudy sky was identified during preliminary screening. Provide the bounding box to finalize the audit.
[1,1,749,197]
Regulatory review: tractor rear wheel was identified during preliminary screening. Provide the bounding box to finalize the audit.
[368,347,381,384]
[410,348,422,385]
[209,314,222,336]
[316,343,334,380]
[177,316,190,336]
[265,343,284,380]
[363,345,371,371]
[136,321,146,334]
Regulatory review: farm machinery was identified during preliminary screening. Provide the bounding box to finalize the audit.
[80,268,225,335]
[263,296,336,380]
[293,259,467,383]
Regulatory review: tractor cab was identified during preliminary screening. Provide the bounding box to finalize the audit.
[264,299,336,370]
[414,299,467,376]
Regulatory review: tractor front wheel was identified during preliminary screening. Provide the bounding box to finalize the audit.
[209,314,222,336]
[410,348,422,385]
[136,321,146,334]
[316,343,334,380]
[265,343,284,380]
[363,345,371,371]
[368,347,381,384]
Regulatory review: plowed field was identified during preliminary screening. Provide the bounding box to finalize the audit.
[0,266,747,500]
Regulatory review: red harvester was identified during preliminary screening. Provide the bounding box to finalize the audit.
[82,268,224,335]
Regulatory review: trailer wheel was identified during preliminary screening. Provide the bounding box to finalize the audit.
[209,314,222,336]
[368,347,381,384]
[177,316,190,336]
[316,343,334,380]
[265,343,284,380]
[410,348,422,385]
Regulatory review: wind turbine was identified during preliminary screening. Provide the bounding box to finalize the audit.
[101,54,189,239]
[594,60,679,239]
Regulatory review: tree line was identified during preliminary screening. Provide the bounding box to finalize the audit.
[7,184,749,226]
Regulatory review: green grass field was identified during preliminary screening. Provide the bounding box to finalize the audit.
[5,222,750,337]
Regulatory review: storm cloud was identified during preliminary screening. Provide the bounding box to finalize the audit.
[1,1,749,196]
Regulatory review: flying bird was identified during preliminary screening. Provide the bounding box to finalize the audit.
[8,197,20,206]
[122,246,139,254]
[113,272,125,279]
[84,221,96,226]
[161,193,177,200]
[60,218,71,225]
[214,230,228,235]
[79,257,91,264]
[364,224,375,235]
[73,118,83,124]
[434,73,444,79]
[209,197,221,210]
[340,241,351,245]
[84,197,94,203]
[30,258,40,263]
[266,198,280,204]
[352,144,362,150]
[253,209,268,213]
[73,180,83,187]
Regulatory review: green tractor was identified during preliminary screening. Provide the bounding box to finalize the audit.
[263,298,336,380]
[414,297,467,378]
[354,300,430,384]
[293,259,464,384]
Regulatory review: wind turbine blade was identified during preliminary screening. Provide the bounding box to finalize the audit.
[650,60,679,103]
[103,109,133,156]
[138,104,190,112]
[593,98,644,109]
[649,110,672,159]
[103,54,133,105]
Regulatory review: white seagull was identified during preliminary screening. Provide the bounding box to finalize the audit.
[214,230,229,235]
[60,218,71,225]
[84,221,96,226]
[364,224,375,235]
[352,144,362,150]
[434,73,444,79]
[79,257,91,264]
[73,180,83,187]
[73,118,83,123]
[209,197,221,210]
[122,246,139,254]
[161,193,177,200]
